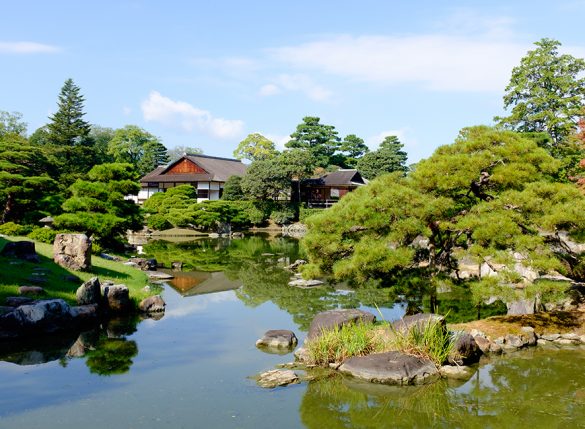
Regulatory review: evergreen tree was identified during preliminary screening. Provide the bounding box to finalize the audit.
[54,163,142,248]
[221,175,245,200]
[108,125,169,175]
[47,78,91,146]
[496,39,585,149]
[286,116,340,168]
[0,133,57,224]
[356,135,408,180]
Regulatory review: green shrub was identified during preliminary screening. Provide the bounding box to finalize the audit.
[27,227,59,244]
[244,205,266,225]
[299,206,323,223]
[146,214,173,231]
[0,222,32,236]
[270,207,296,225]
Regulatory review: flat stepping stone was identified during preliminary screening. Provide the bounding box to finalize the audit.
[18,286,45,295]
[439,365,474,380]
[256,330,298,349]
[338,351,439,385]
[146,271,174,280]
[5,296,36,307]
[256,369,299,388]
[308,309,376,340]
[288,279,324,288]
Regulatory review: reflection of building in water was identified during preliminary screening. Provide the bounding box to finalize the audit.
[166,271,241,296]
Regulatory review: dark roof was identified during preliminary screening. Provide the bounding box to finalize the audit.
[140,154,246,183]
[303,169,366,187]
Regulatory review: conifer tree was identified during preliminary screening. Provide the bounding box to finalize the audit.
[47,78,91,146]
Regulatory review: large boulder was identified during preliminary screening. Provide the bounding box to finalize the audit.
[53,234,91,271]
[102,284,131,313]
[129,258,157,271]
[0,241,40,263]
[448,332,482,365]
[506,299,536,315]
[256,330,298,349]
[76,277,101,305]
[0,299,73,339]
[338,351,439,385]
[392,313,446,335]
[138,295,166,313]
[308,309,376,340]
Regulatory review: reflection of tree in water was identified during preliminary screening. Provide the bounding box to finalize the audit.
[299,374,468,429]
[85,337,138,376]
[460,349,585,427]
[144,236,505,325]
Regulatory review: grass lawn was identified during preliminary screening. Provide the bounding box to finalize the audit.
[0,236,153,306]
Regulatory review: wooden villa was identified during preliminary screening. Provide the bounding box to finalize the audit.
[300,169,366,208]
[137,154,247,204]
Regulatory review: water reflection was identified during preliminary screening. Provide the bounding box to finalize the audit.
[144,235,505,327]
[299,348,585,428]
[0,315,142,376]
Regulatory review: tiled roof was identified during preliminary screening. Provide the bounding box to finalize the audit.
[140,154,246,183]
[303,169,365,187]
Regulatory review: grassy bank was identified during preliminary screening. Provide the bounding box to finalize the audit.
[0,236,152,306]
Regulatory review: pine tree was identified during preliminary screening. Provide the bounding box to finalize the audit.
[47,79,91,146]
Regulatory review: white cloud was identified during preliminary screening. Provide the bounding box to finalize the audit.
[259,74,333,101]
[263,133,291,150]
[141,91,244,139]
[0,41,61,54]
[259,83,281,96]
[270,34,529,92]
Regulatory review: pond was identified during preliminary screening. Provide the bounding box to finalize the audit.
[1,235,584,428]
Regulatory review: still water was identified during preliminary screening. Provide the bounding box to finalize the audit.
[1,236,584,428]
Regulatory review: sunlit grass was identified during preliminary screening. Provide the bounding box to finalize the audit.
[0,236,151,305]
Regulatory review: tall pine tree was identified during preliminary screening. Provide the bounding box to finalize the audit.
[48,79,91,146]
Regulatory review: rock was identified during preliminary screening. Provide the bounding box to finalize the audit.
[5,296,35,307]
[18,286,45,296]
[288,279,324,288]
[256,330,298,349]
[76,277,101,305]
[208,233,220,238]
[392,313,446,335]
[537,339,549,346]
[488,342,503,354]
[308,309,376,340]
[439,365,474,380]
[102,284,131,313]
[560,332,580,341]
[69,304,99,324]
[449,332,482,365]
[138,295,166,313]
[338,351,439,386]
[556,338,579,345]
[284,259,307,271]
[231,232,244,238]
[0,306,14,316]
[294,346,311,363]
[0,299,73,339]
[256,369,300,388]
[472,335,492,354]
[171,261,183,270]
[503,334,525,349]
[0,240,40,263]
[506,299,535,315]
[62,274,81,283]
[146,271,174,280]
[99,253,119,261]
[53,234,91,271]
[129,257,157,271]
[520,326,537,346]
[541,333,561,341]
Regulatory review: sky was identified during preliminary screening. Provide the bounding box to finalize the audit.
[1,0,585,163]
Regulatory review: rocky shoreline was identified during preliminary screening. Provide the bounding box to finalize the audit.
[254,307,585,389]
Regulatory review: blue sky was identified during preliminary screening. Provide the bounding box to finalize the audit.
[1,0,585,163]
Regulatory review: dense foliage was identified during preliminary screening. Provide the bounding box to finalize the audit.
[302,127,585,297]
[356,135,408,180]
[54,163,142,247]
[497,38,585,149]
